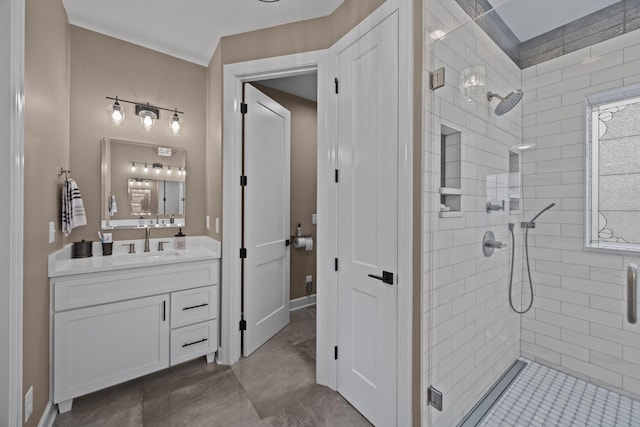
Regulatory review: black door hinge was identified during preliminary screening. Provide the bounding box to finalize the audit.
[285,239,291,247]
[240,103,248,114]
[334,258,339,271]
[334,346,338,360]
[240,175,247,187]
[334,77,339,94]
[239,319,247,331]
[428,387,443,411]
[334,169,339,183]
[240,248,247,259]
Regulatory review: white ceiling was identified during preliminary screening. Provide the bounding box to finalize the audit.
[487,0,620,42]
[257,73,318,102]
[62,0,345,66]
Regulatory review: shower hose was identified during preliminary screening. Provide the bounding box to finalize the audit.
[508,223,535,314]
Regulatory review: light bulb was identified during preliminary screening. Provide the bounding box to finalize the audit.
[170,110,181,135]
[112,109,123,122]
[143,163,148,173]
[167,166,172,175]
[155,166,161,174]
[131,162,136,172]
[108,97,124,126]
[143,115,153,129]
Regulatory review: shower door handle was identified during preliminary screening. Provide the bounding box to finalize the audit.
[368,271,394,285]
[628,264,638,324]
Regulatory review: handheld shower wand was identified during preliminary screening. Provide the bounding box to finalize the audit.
[508,203,556,314]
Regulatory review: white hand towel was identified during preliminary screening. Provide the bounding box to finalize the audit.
[110,194,118,216]
[62,178,87,236]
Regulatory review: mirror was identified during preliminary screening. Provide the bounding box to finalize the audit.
[101,138,186,229]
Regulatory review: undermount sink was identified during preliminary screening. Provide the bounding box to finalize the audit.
[111,251,181,264]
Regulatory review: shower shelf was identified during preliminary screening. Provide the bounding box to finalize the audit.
[439,187,462,195]
[439,211,463,218]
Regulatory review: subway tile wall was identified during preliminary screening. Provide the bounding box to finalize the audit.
[424,1,524,425]
[520,28,640,400]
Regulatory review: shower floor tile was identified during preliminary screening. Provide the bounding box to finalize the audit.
[479,360,640,427]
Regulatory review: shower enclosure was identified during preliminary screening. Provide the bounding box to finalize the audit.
[425,0,640,425]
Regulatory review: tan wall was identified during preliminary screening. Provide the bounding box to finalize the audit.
[23,0,70,424]
[205,45,223,240]
[205,0,386,240]
[68,26,207,242]
[253,84,318,301]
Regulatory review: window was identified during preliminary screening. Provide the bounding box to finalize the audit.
[586,85,640,251]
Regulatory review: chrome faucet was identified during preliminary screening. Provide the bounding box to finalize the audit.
[144,227,151,252]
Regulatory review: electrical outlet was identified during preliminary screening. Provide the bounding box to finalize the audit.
[306,275,313,293]
[25,386,33,422]
[215,217,220,234]
[311,213,317,225]
[48,221,56,244]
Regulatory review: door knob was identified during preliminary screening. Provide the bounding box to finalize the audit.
[368,271,394,285]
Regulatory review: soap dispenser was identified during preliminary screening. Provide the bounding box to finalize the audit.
[174,228,186,250]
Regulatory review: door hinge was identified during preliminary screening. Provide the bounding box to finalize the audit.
[428,386,443,411]
[334,169,339,183]
[334,77,339,94]
[334,346,338,360]
[334,258,339,271]
[239,319,247,331]
[240,248,247,259]
[285,239,291,247]
[429,68,445,90]
[240,102,248,114]
[240,175,247,187]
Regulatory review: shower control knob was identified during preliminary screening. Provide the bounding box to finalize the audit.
[483,231,506,257]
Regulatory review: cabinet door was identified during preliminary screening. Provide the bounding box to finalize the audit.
[54,294,169,404]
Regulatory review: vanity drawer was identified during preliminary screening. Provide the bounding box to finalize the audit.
[170,319,217,366]
[171,285,217,328]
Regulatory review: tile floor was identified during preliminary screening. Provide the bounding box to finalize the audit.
[53,306,371,427]
[479,360,640,427]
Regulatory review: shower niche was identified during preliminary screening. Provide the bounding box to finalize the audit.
[508,150,520,213]
[440,124,462,218]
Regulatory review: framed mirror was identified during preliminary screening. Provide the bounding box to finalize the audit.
[101,138,186,229]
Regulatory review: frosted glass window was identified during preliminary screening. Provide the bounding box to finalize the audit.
[587,92,640,251]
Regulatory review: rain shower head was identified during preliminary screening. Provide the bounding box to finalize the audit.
[487,89,523,116]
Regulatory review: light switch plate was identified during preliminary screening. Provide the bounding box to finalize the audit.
[215,218,220,234]
[206,215,210,230]
[48,221,56,244]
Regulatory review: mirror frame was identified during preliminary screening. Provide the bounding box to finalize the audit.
[101,138,186,230]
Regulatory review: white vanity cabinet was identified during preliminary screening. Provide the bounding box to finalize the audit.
[50,254,220,414]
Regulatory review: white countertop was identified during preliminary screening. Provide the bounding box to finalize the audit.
[49,236,221,278]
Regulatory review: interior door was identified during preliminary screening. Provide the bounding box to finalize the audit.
[243,84,291,357]
[335,11,399,427]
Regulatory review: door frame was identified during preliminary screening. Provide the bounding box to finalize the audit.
[221,1,412,425]
[221,50,325,366]
[1,0,25,425]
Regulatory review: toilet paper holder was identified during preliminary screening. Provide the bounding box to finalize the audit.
[292,223,314,251]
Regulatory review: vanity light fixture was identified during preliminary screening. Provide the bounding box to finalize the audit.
[153,163,163,174]
[105,96,184,134]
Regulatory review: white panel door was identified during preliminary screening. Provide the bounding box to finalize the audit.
[243,84,291,357]
[336,11,399,427]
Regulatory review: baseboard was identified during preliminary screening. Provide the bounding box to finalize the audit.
[37,401,56,427]
[290,294,316,311]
